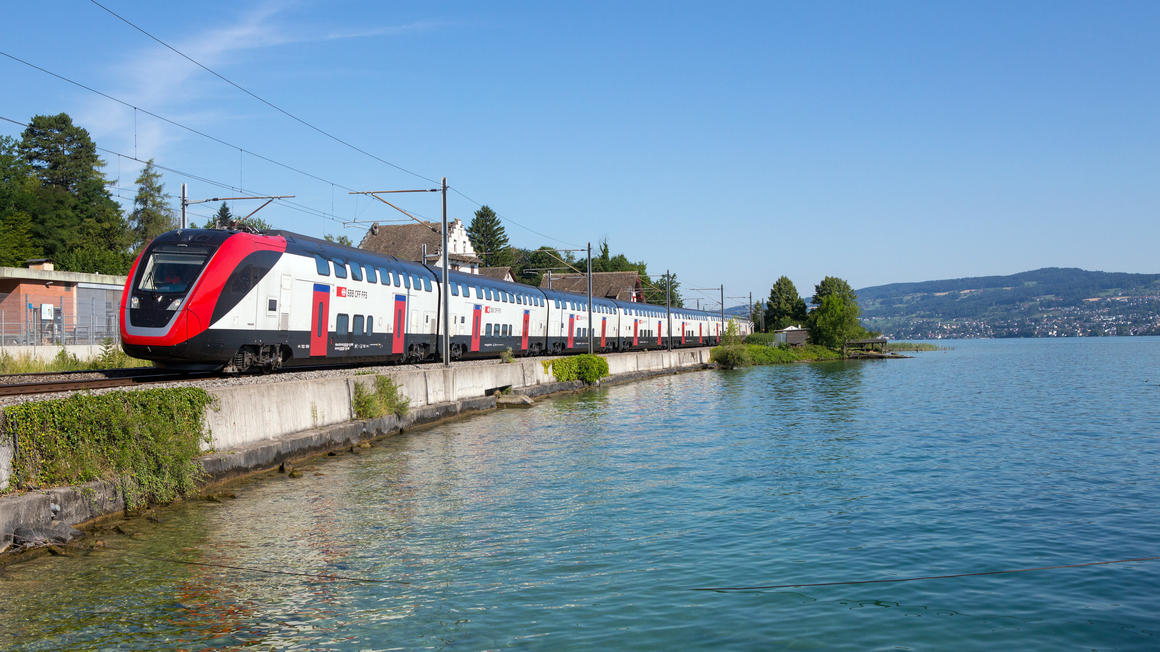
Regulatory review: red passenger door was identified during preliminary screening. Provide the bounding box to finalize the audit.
[392,294,407,354]
[633,319,639,346]
[600,317,606,348]
[699,323,703,344]
[310,283,329,356]
[567,314,575,349]
[681,322,686,345]
[657,320,662,346]
[471,305,482,352]
[521,310,530,351]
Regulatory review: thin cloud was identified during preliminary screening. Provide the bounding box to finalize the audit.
[80,1,443,191]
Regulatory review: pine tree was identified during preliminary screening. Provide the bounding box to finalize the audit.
[15,113,129,271]
[129,160,175,250]
[466,205,511,267]
[0,210,41,266]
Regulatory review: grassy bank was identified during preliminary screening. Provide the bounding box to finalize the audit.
[0,343,151,374]
[711,343,842,369]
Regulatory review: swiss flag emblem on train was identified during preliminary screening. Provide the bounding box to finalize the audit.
[336,287,347,297]
[484,306,491,313]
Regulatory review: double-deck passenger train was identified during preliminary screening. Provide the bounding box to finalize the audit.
[120,228,752,372]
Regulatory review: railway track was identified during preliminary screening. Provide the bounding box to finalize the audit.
[0,371,213,398]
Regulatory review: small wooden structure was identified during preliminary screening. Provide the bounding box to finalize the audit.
[773,326,809,347]
[844,337,888,354]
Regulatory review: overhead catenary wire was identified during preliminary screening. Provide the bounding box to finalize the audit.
[86,0,587,250]
[88,0,441,187]
[0,114,348,226]
[0,49,358,194]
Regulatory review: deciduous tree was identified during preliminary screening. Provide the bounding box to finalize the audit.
[766,276,807,330]
[812,276,857,305]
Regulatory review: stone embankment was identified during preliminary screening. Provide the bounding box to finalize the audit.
[1,348,713,556]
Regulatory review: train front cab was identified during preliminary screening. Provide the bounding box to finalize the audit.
[120,229,288,370]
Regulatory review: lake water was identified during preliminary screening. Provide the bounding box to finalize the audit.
[2,337,1159,650]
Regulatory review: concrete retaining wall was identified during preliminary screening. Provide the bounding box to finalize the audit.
[0,344,115,363]
[1,348,713,553]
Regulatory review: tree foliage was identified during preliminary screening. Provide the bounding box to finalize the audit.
[812,275,857,306]
[325,233,353,246]
[129,160,175,250]
[808,291,862,349]
[766,276,807,331]
[466,205,511,267]
[0,116,130,274]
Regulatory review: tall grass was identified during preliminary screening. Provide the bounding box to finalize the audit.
[0,341,151,374]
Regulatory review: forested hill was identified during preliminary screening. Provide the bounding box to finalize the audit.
[857,268,1160,338]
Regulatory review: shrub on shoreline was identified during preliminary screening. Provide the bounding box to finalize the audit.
[548,354,610,384]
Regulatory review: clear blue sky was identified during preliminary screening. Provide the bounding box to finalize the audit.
[3,1,1158,307]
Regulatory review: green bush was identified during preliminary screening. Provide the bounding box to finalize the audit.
[3,388,213,509]
[352,374,410,420]
[710,344,753,369]
[549,354,610,384]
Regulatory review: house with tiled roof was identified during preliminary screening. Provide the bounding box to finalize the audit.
[539,271,643,301]
[358,219,482,273]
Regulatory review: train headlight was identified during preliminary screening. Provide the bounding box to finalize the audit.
[166,299,181,311]
[130,296,140,309]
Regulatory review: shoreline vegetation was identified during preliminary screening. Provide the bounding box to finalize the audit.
[711,343,842,369]
[711,336,944,369]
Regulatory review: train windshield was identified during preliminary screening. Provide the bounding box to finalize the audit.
[137,248,210,294]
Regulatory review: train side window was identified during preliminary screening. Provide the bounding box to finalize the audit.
[366,316,373,334]
[336,313,349,335]
[422,277,431,292]
[353,315,364,334]
[485,323,493,336]
[377,267,389,284]
[349,264,363,282]
[403,274,411,290]
[451,284,459,296]
[332,259,347,279]
[364,266,376,283]
[314,254,330,276]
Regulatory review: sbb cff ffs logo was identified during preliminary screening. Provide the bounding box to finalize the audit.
[336,287,368,299]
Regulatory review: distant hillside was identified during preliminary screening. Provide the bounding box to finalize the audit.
[857,268,1160,338]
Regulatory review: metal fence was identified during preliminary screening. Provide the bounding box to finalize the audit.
[0,288,122,348]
